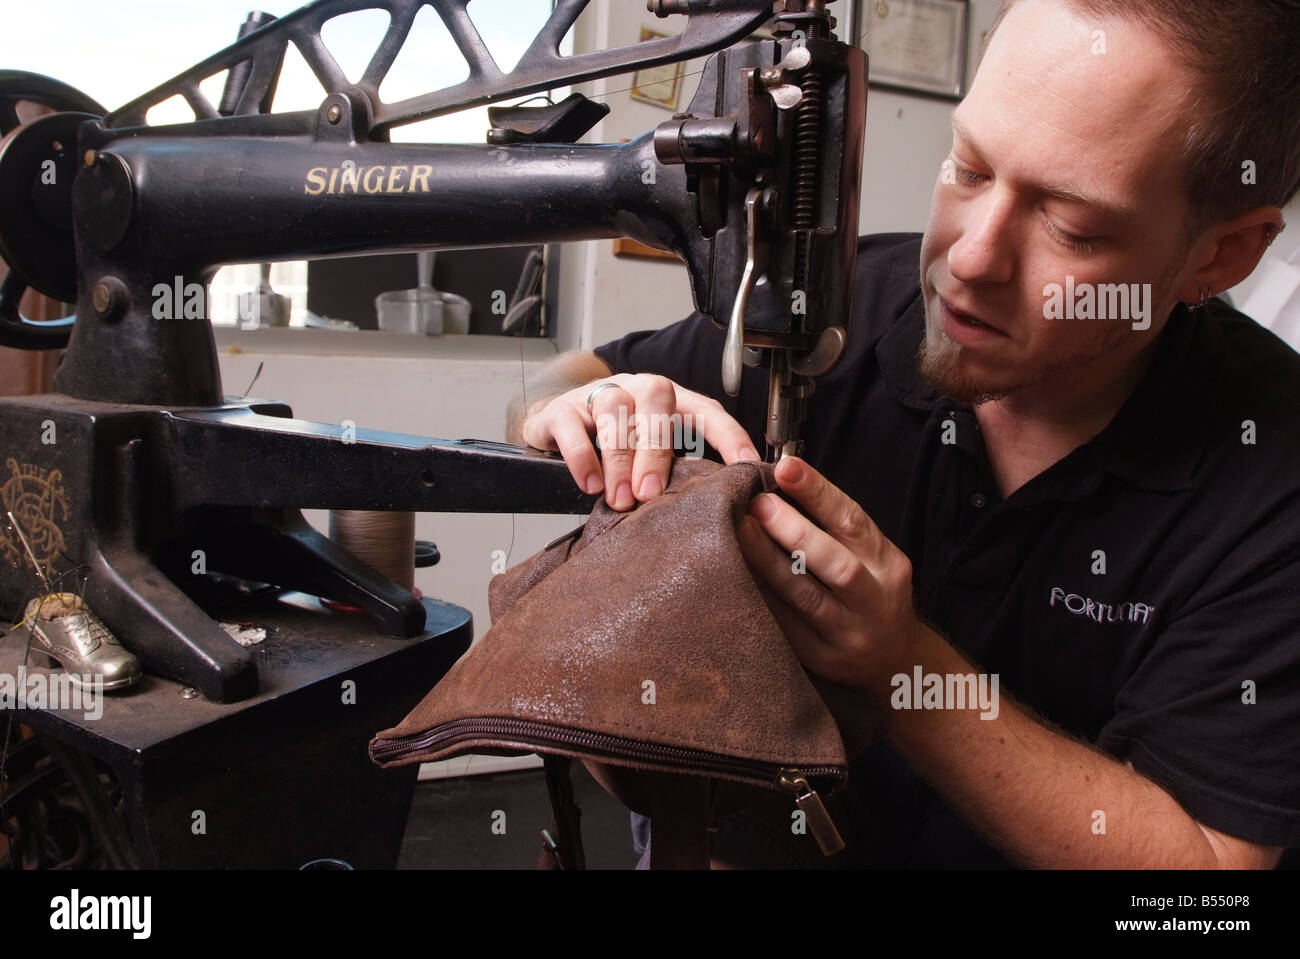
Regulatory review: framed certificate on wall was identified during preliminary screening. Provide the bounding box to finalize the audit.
[858,0,970,101]
[630,27,686,111]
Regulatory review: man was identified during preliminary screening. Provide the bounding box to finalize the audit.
[506,0,1300,868]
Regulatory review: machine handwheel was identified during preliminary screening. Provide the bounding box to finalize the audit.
[0,71,105,350]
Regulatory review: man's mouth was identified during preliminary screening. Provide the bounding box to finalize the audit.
[938,295,1008,337]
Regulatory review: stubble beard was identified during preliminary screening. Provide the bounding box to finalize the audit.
[916,332,1009,405]
[916,270,1182,407]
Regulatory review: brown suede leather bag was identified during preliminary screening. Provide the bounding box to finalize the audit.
[369,457,879,868]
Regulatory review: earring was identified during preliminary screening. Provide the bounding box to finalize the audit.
[1188,286,1212,311]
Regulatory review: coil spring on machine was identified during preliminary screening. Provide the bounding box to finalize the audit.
[792,67,822,292]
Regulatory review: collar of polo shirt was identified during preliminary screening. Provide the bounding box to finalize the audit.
[874,292,1209,495]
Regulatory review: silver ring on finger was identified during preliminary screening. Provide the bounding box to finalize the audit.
[585,381,624,415]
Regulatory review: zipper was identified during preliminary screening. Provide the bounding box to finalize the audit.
[377,712,842,790]
[780,767,846,856]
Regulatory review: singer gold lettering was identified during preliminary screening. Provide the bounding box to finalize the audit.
[303,164,433,196]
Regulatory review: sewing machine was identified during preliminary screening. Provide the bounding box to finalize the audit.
[0,0,865,866]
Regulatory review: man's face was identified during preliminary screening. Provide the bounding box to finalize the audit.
[918,0,1200,406]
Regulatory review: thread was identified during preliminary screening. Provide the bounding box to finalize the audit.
[328,510,415,591]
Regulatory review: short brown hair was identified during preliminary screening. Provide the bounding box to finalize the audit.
[986,0,1300,237]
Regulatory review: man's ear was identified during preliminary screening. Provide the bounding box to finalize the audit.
[1176,206,1286,303]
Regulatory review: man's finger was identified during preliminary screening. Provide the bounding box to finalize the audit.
[737,513,846,637]
[747,489,883,617]
[588,382,638,510]
[770,456,889,566]
[544,404,606,496]
[618,375,678,503]
[671,387,762,464]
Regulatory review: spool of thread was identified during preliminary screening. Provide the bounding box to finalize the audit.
[328,510,416,591]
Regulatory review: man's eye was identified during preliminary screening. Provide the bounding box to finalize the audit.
[954,164,988,185]
[1044,217,1100,255]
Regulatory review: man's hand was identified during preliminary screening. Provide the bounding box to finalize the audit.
[736,455,921,695]
[521,373,761,511]
[736,459,1283,869]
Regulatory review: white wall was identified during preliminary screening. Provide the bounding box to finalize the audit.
[554,0,709,352]
[858,0,1000,234]
[1225,195,1300,351]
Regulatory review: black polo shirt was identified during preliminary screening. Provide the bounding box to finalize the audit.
[593,232,1300,865]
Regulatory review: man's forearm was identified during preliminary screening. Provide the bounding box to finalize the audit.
[880,627,1258,869]
[505,349,612,445]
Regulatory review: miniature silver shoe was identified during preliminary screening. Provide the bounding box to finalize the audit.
[22,593,142,691]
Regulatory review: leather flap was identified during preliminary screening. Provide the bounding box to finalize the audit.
[372,457,848,778]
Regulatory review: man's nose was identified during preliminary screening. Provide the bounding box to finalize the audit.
[948,187,1017,286]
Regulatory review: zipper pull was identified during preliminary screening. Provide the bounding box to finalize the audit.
[780,768,845,856]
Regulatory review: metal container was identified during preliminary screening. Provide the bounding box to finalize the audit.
[376,251,443,334]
